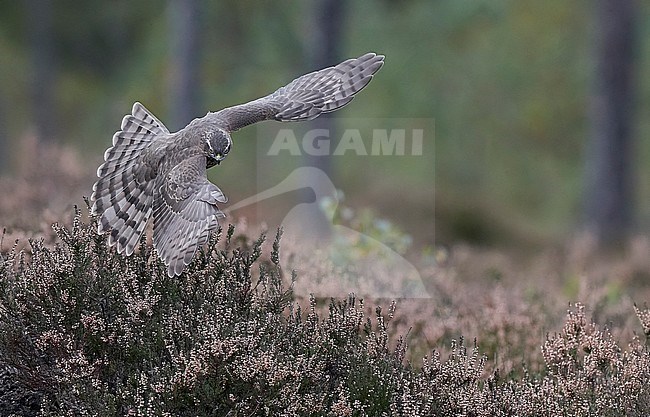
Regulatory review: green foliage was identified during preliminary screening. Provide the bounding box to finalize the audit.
[320,192,413,265]
[1,210,650,415]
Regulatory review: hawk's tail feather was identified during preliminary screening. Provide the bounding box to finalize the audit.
[158,218,218,277]
[273,52,384,122]
[152,164,226,276]
[164,221,212,276]
[92,102,169,256]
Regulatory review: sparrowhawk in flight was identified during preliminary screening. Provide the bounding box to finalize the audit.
[91,52,385,277]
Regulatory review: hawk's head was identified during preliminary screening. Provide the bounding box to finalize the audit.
[203,127,232,168]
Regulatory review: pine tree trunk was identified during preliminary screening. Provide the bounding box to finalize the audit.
[26,0,57,143]
[305,0,346,178]
[584,0,637,246]
[168,0,202,131]
[299,0,347,238]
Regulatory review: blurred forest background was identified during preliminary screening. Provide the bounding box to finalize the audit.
[6,3,650,403]
[1,0,650,257]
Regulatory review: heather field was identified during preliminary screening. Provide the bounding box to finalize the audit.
[2,1,650,415]
[1,146,650,416]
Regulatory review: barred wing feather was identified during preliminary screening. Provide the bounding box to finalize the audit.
[91,102,168,256]
[213,52,385,131]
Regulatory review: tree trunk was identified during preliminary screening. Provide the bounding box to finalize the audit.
[584,0,637,246]
[305,0,346,177]
[26,0,57,143]
[168,0,203,131]
[299,0,348,238]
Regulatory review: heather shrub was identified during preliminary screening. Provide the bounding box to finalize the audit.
[0,139,90,236]
[0,208,418,415]
[2,207,650,416]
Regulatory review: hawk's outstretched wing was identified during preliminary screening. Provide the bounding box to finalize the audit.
[92,102,169,256]
[92,53,385,277]
[212,52,385,132]
[153,155,227,276]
